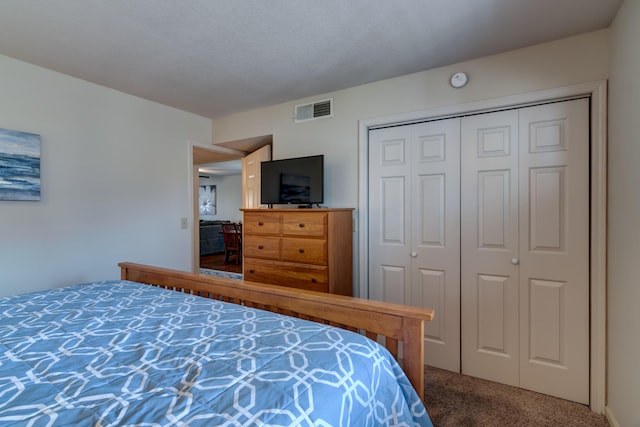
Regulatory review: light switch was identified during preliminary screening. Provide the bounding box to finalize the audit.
[180,217,188,229]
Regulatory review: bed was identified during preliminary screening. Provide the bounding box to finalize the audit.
[0,262,435,426]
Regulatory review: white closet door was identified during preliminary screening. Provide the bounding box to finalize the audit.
[518,99,589,404]
[461,100,590,403]
[461,110,520,386]
[369,119,461,370]
[410,120,460,371]
[369,126,412,306]
[368,98,590,404]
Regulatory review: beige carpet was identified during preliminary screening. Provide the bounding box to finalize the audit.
[424,366,608,426]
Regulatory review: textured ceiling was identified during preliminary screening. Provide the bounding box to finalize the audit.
[0,0,622,119]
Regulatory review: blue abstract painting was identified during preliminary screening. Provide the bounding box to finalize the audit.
[0,128,41,201]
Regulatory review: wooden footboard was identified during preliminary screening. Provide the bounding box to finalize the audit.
[119,262,434,400]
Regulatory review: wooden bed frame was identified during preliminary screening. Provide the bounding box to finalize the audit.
[119,262,434,400]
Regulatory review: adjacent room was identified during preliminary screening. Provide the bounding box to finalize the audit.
[1,1,638,426]
[197,159,243,276]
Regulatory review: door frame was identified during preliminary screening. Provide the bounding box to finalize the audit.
[357,80,607,413]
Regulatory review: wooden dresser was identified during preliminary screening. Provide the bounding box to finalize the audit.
[241,208,354,296]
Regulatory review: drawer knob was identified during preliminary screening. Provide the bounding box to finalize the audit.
[311,278,317,283]
[258,245,264,249]
[249,269,255,274]
[258,221,264,226]
[298,248,304,253]
[299,223,305,228]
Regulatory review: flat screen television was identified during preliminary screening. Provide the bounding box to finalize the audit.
[260,155,324,206]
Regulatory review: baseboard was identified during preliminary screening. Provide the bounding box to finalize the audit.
[605,405,620,427]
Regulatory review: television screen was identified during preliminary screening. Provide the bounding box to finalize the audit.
[260,155,324,205]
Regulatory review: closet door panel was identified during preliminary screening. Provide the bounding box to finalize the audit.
[415,268,446,343]
[368,127,412,304]
[461,109,519,386]
[529,167,565,251]
[518,99,589,404]
[411,120,461,371]
[369,119,460,371]
[476,273,514,354]
[417,174,446,247]
[477,170,511,249]
[380,265,406,305]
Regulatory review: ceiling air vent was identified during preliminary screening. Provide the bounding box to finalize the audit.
[294,98,333,123]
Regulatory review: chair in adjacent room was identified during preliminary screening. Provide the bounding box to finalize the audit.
[221,223,242,264]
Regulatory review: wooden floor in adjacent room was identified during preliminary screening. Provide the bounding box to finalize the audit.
[200,252,242,274]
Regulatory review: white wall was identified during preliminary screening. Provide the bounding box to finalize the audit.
[607,2,640,425]
[198,174,242,222]
[0,55,211,297]
[212,29,610,290]
[213,30,609,209]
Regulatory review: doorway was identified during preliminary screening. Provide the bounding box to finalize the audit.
[198,159,244,275]
[189,136,272,275]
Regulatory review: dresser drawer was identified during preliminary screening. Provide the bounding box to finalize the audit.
[243,212,281,235]
[282,212,327,237]
[243,235,281,260]
[244,259,328,293]
[281,238,327,265]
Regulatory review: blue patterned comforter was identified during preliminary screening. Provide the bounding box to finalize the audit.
[0,281,432,426]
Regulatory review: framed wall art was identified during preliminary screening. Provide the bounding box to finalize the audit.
[0,127,41,201]
[199,184,216,215]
